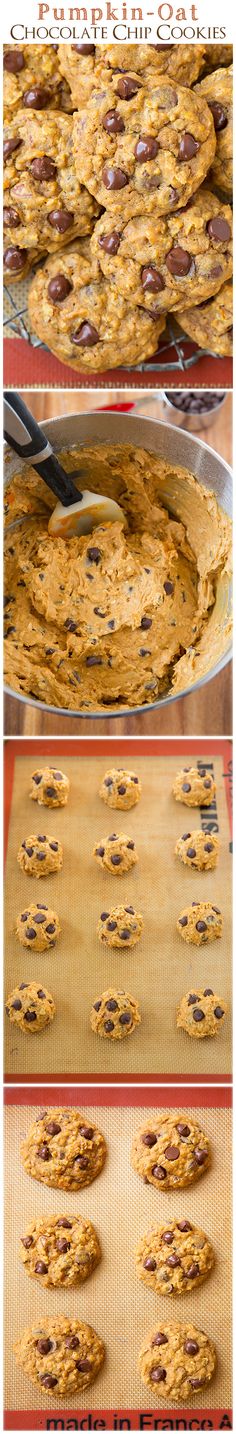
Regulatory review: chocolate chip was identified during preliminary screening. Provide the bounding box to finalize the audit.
[164,1145,179,1160]
[182,782,191,792]
[96,846,105,857]
[24,1009,37,1023]
[107,920,117,931]
[166,245,192,276]
[94,1000,101,1011]
[196,920,207,933]
[3,136,22,161]
[4,49,24,72]
[73,42,95,52]
[152,1165,167,1179]
[144,1256,156,1270]
[207,216,231,241]
[48,273,72,302]
[80,1127,94,1140]
[40,1375,58,1389]
[99,228,121,254]
[37,1144,51,1160]
[182,833,191,840]
[177,1220,192,1232]
[162,1231,174,1244]
[204,988,213,996]
[178,132,199,160]
[26,927,37,940]
[21,1235,33,1248]
[194,1147,207,1165]
[127,842,134,850]
[86,655,102,667]
[142,1132,157,1147]
[105,1001,118,1014]
[111,854,122,865]
[140,615,152,629]
[188,994,200,1005]
[74,1155,88,1168]
[179,915,188,927]
[46,924,55,935]
[104,1020,114,1032]
[36,851,46,861]
[65,1334,81,1348]
[57,1218,72,1228]
[167,1253,181,1268]
[152,1332,168,1346]
[120,929,131,940]
[189,1377,205,1389]
[49,842,58,851]
[185,1339,199,1354]
[151,1367,166,1383]
[204,778,211,787]
[118,784,126,794]
[116,75,140,99]
[76,1358,91,1372]
[56,1237,70,1253]
[31,155,57,180]
[214,1005,224,1018]
[187,847,196,858]
[193,1008,205,1022]
[208,100,228,132]
[4,246,27,272]
[119,1011,131,1024]
[103,108,125,134]
[11,999,22,1011]
[23,86,51,108]
[176,1124,190,1137]
[73,320,100,349]
[187,1262,200,1279]
[204,842,213,852]
[3,206,20,227]
[48,209,74,233]
[141,265,164,292]
[164,580,174,595]
[37,1338,53,1354]
[45,1121,61,1135]
[135,135,159,162]
[102,164,129,191]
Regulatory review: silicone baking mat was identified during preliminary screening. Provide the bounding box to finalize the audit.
[4,745,232,1079]
[4,1096,232,1416]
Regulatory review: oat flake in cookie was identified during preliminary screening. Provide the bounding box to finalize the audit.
[177,989,227,1038]
[14,1315,105,1396]
[135,1218,214,1295]
[17,834,63,877]
[100,769,141,809]
[19,1213,101,1288]
[5,981,55,1033]
[177,901,222,945]
[92,188,232,316]
[131,1112,210,1190]
[21,1107,107,1190]
[138,1321,216,1401]
[90,987,141,1040]
[93,832,138,875]
[73,78,216,220]
[173,767,216,806]
[16,902,61,951]
[30,766,69,807]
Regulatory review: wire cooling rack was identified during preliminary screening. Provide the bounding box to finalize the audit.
[3,275,209,373]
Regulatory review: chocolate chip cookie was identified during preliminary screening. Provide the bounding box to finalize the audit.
[97,903,143,947]
[73,78,216,220]
[100,769,141,809]
[58,43,97,108]
[17,833,63,877]
[131,1112,210,1189]
[92,187,232,314]
[138,1321,216,1400]
[135,1218,214,1294]
[3,244,36,282]
[177,279,233,356]
[173,767,216,806]
[14,1315,105,1395]
[90,987,141,1039]
[3,111,99,265]
[177,900,222,944]
[175,830,219,870]
[177,988,227,1038]
[30,766,69,806]
[21,1107,107,1189]
[28,242,165,371]
[19,1213,101,1287]
[93,832,138,874]
[3,44,70,122]
[203,44,233,73]
[195,67,232,194]
[5,980,55,1033]
[16,901,61,950]
[96,43,206,88]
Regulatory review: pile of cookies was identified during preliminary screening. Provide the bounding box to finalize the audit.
[3,41,233,370]
[14,1103,218,1403]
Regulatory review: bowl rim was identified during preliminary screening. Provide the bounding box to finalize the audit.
[4,410,232,720]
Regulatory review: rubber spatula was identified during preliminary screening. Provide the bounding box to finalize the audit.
[3,392,124,537]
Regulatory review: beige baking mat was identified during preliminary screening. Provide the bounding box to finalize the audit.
[4,1102,232,1412]
[4,752,231,1076]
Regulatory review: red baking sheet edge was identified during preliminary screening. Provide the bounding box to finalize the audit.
[3,337,233,390]
[3,1406,233,1429]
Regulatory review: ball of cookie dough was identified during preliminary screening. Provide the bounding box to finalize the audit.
[30,767,70,807]
[21,1107,107,1190]
[135,1219,214,1295]
[90,987,141,1040]
[19,1213,101,1288]
[17,833,63,877]
[93,832,138,875]
[14,1315,105,1396]
[175,829,219,871]
[138,1320,216,1401]
[131,1112,210,1191]
[5,981,55,1033]
[16,902,61,950]
[97,904,143,948]
[177,988,227,1038]
[173,767,216,806]
[177,900,222,945]
[99,768,141,810]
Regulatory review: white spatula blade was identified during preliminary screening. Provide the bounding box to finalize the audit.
[48,489,124,538]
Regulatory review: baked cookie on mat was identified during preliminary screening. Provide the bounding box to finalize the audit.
[131,1112,210,1190]
[19,1212,101,1287]
[135,1218,214,1294]
[21,1107,107,1190]
[138,1321,216,1400]
[14,1316,105,1395]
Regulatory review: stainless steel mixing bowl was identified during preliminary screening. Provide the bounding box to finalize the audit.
[4,409,232,722]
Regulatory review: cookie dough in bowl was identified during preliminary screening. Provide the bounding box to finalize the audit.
[30,766,69,806]
[16,901,61,950]
[5,980,55,1033]
[138,1321,216,1401]
[177,988,227,1038]
[175,830,219,870]
[14,1316,105,1395]
[19,1213,101,1287]
[97,904,143,948]
[90,987,141,1039]
[135,1219,214,1295]
[21,1107,107,1190]
[177,900,222,945]
[17,834,63,877]
[4,418,232,717]
[173,767,216,806]
[100,769,141,808]
[131,1112,210,1190]
[93,832,138,875]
